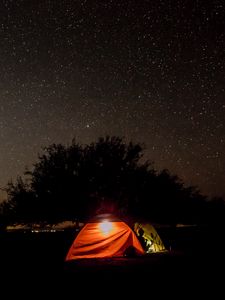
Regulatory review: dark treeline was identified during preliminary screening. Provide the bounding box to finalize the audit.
[0,136,224,226]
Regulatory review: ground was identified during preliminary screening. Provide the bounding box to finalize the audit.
[1,225,224,297]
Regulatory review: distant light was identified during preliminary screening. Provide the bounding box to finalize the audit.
[99,220,113,235]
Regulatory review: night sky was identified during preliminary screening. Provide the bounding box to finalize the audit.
[0,0,225,202]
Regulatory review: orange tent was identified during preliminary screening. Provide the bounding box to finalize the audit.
[65,214,145,260]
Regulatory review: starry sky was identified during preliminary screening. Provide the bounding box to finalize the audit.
[0,0,225,202]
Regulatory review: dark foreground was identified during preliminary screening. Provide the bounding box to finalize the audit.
[1,225,224,297]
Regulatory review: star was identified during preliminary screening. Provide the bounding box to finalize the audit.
[0,1,224,201]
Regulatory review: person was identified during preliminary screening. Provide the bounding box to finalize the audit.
[137,227,148,251]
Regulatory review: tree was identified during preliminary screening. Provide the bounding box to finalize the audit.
[0,135,217,225]
[1,177,36,224]
[2,136,154,223]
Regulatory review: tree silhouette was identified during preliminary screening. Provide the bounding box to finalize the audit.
[2,136,153,223]
[1,135,223,225]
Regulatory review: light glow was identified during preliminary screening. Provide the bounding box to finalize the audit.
[99,220,113,235]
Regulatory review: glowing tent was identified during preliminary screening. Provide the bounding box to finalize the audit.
[134,222,166,253]
[65,214,145,260]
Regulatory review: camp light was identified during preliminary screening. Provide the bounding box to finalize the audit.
[99,220,113,235]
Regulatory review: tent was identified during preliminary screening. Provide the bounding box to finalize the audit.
[134,222,166,253]
[65,214,145,260]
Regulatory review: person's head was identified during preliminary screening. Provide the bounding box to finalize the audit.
[138,228,144,237]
